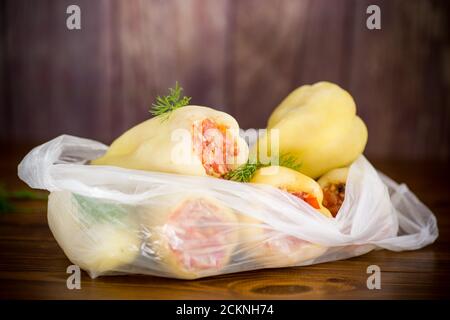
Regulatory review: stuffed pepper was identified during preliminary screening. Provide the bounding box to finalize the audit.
[47,191,140,277]
[239,166,331,267]
[141,195,240,279]
[318,167,349,217]
[91,105,249,178]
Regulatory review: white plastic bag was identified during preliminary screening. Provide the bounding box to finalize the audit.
[18,135,438,279]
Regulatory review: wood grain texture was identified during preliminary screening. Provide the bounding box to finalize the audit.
[0,0,449,160]
[0,146,449,299]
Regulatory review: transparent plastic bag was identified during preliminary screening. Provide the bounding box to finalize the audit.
[18,135,438,279]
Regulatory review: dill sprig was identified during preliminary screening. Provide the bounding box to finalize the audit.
[278,153,302,171]
[224,153,302,183]
[224,162,265,182]
[0,184,48,214]
[150,82,191,120]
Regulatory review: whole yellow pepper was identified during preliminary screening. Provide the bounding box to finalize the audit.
[255,82,367,179]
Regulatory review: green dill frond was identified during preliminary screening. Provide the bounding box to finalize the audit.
[150,82,191,120]
[0,199,15,213]
[224,162,265,183]
[0,183,48,213]
[278,153,302,171]
[9,190,48,200]
[224,153,302,183]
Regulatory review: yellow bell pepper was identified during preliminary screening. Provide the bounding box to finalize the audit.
[255,82,367,179]
[239,166,330,267]
[91,106,249,178]
[47,191,140,276]
[251,165,331,217]
[141,195,239,279]
[318,167,349,188]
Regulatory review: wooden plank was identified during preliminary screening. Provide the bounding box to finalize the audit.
[227,0,311,128]
[0,0,449,159]
[0,0,7,141]
[348,0,450,160]
[107,0,229,142]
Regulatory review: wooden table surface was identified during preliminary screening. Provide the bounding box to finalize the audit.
[1,145,449,299]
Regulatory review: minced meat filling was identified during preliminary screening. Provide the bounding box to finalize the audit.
[192,119,238,177]
[166,199,231,271]
[322,183,345,217]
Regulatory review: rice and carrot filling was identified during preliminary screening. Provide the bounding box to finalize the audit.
[322,183,345,217]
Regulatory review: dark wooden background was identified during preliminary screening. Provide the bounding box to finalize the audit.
[1,0,449,161]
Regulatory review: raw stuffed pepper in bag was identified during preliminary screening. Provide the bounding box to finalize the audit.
[18,82,438,279]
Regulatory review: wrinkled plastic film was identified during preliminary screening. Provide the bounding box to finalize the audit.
[18,135,438,279]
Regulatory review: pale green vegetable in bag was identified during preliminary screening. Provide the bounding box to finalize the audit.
[47,191,140,276]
